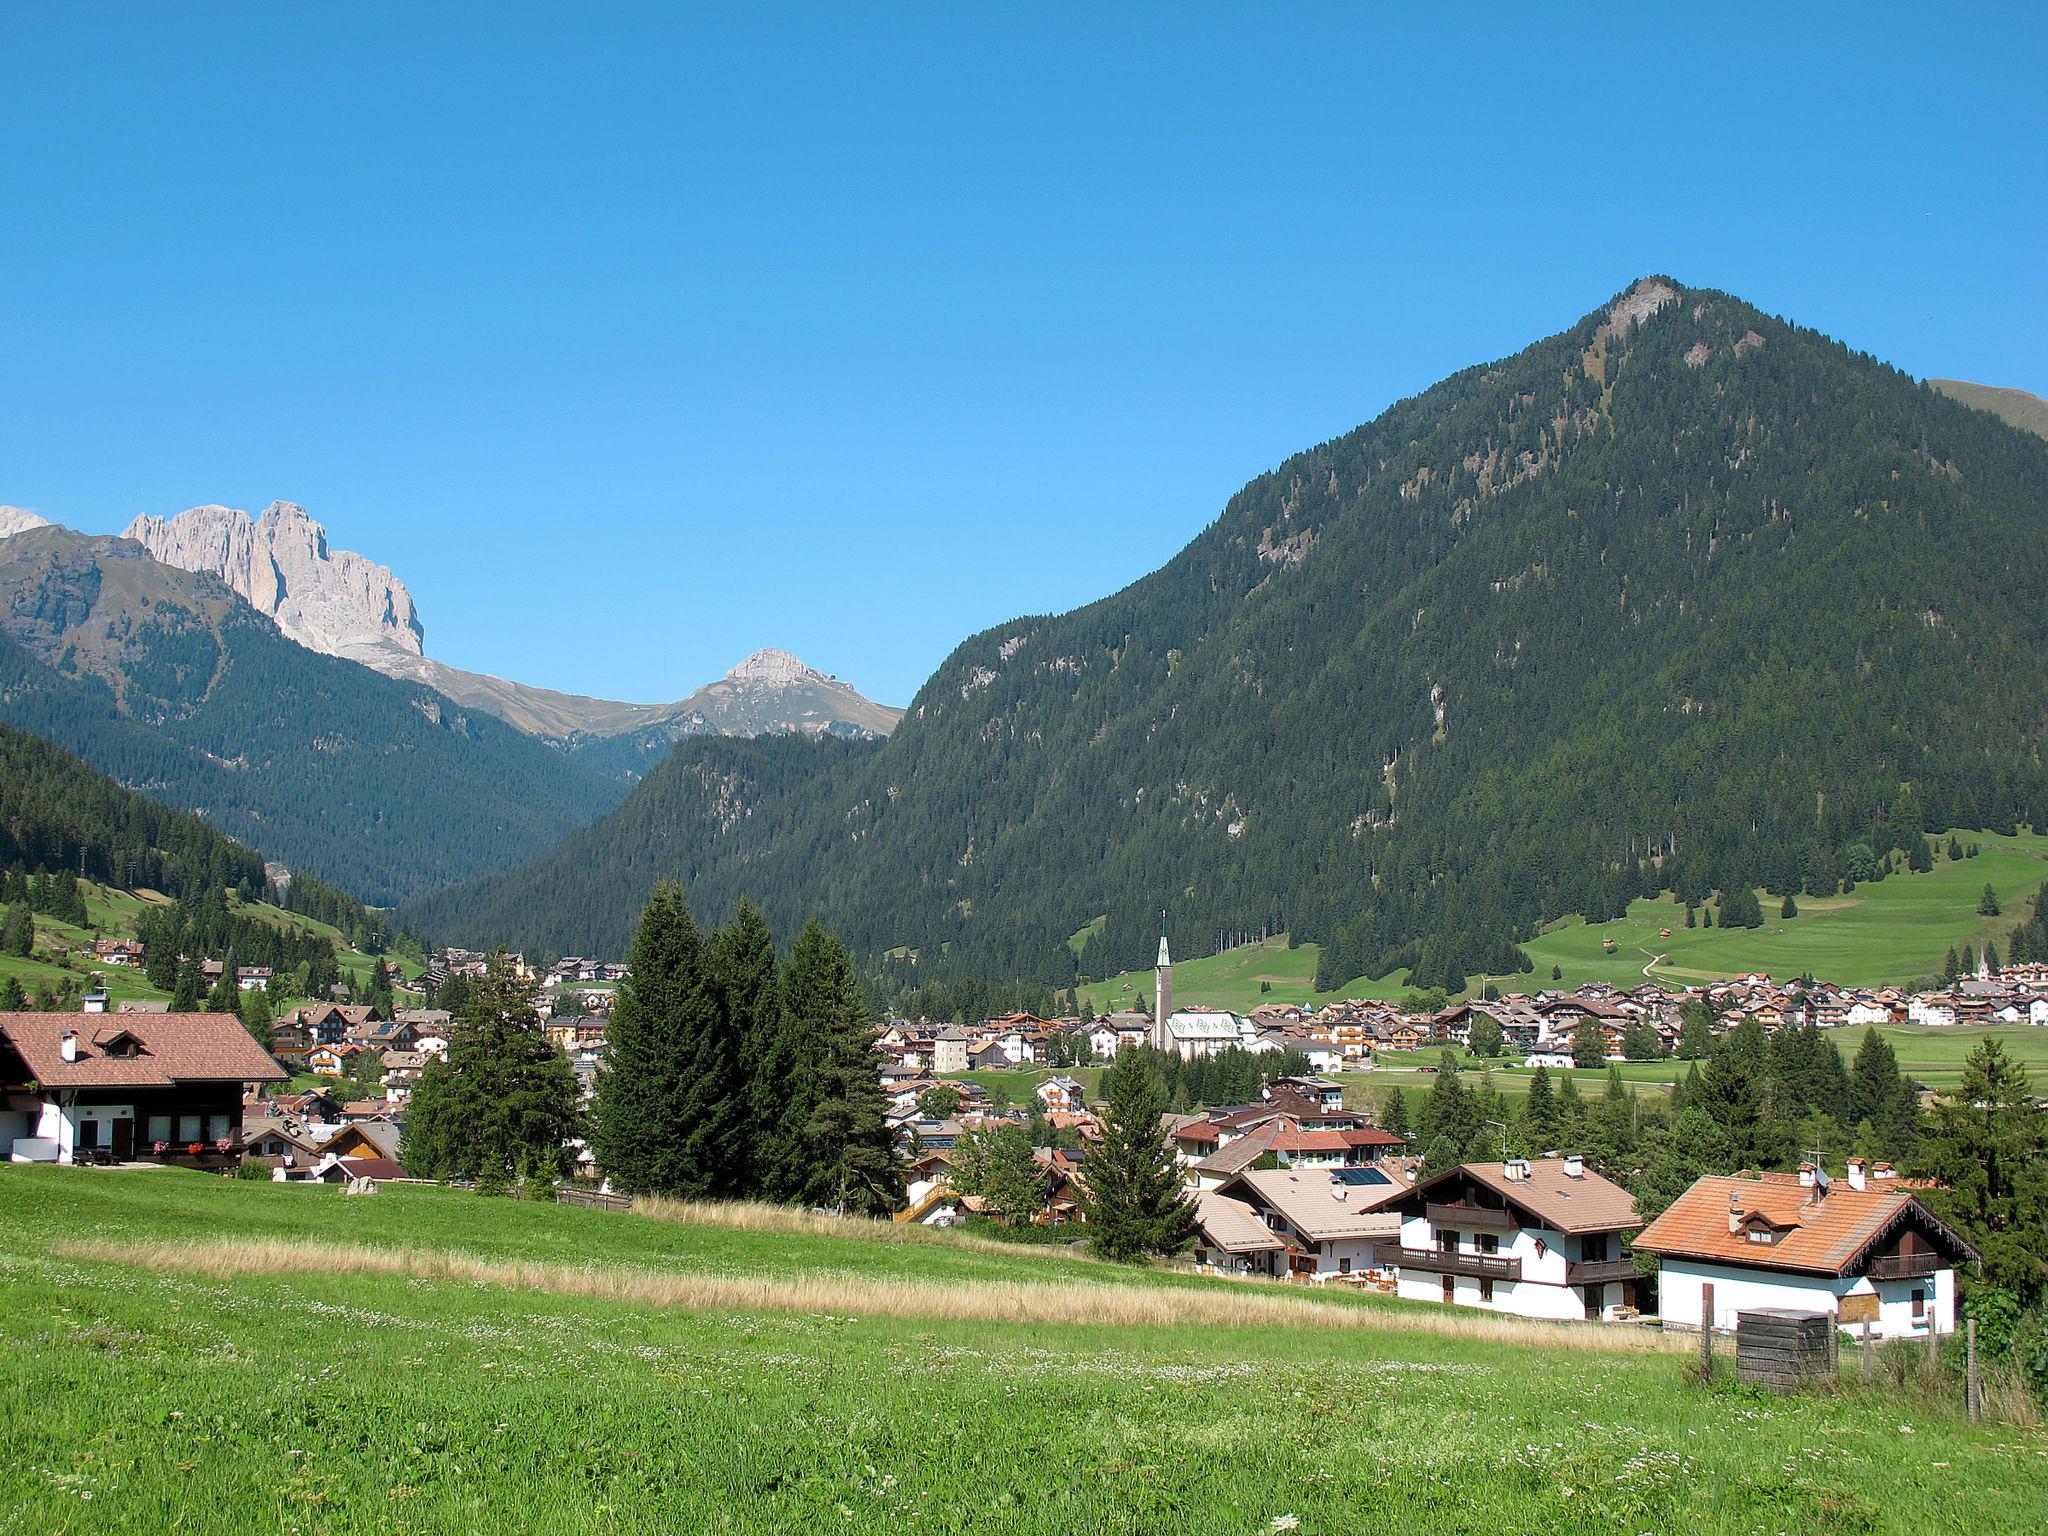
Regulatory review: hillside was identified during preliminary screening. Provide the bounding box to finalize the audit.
[409,278,2048,988]
[2,1169,2033,1534]
[0,526,627,904]
[1930,379,2048,440]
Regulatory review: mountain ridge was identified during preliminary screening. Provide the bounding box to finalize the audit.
[403,276,2048,991]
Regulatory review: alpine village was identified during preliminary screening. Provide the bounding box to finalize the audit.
[5,13,2048,1533]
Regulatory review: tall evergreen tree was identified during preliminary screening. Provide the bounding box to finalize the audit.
[1523,1065,1557,1150]
[1379,1085,1411,1142]
[0,901,32,958]
[171,955,204,1012]
[1914,1038,2048,1299]
[0,974,24,1010]
[1570,1017,1607,1068]
[206,951,241,1015]
[708,897,780,1194]
[789,922,903,1215]
[1082,1044,1197,1261]
[1555,1074,1587,1149]
[402,954,582,1186]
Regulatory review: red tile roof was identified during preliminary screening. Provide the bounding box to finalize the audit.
[1632,1173,1979,1275]
[1,1012,284,1087]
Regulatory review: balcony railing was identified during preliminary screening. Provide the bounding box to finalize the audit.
[1375,1243,1522,1281]
[1425,1202,1517,1232]
[1867,1252,1940,1281]
[1565,1256,1639,1286]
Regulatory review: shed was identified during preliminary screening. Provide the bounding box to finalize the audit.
[1735,1308,1836,1388]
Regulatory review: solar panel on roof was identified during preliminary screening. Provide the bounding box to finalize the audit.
[1330,1167,1391,1187]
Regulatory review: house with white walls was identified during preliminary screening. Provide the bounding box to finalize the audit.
[1631,1161,1978,1338]
[1379,1156,1647,1321]
[1209,1164,1414,1279]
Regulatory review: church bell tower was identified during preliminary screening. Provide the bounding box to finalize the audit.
[1152,917,1173,1050]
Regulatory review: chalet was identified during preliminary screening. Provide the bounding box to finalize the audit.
[320,1119,402,1163]
[242,1115,327,1165]
[1190,1190,1287,1276]
[1380,1156,1646,1321]
[1631,1163,1978,1338]
[1210,1164,1415,1279]
[94,939,144,967]
[0,1010,284,1167]
[306,1043,365,1078]
[965,1039,1011,1071]
[1034,1075,1086,1113]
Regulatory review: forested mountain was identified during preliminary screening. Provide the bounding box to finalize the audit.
[405,278,2048,990]
[0,719,267,902]
[0,527,628,904]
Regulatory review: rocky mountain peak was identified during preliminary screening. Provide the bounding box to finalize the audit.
[122,501,424,661]
[0,506,53,539]
[726,647,813,686]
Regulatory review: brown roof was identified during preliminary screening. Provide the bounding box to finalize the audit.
[1219,1167,1411,1241]
[1632,1174,1979,1276]
[1196,1191,1286,1253]
[0,1012,284,1087]
[1405,1159,1641,1235]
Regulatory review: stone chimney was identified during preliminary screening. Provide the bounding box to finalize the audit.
[1562,1153,1584,1179]
[60,1029,78,1063]
[1728,1191,1744,1235]
[1845,1157,1866,1192]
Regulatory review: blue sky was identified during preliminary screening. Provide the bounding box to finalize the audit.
[4,4,2042,707]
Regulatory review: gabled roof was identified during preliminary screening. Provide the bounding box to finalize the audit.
[1195,1192,1286,1253]
[0,1012,284,1087]
[1399,1159,1641,1235]
[1632,1174,1981,1276]
[1218,1166,1412,1241]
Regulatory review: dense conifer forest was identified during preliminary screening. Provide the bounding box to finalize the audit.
[406,278,2048,992]
[0,529,628,903]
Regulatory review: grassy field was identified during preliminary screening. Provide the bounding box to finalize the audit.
[1,1167,2039,1534]
[1080,831,2048,1012]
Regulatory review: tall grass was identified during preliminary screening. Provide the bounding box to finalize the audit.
[629,1193,1074,1259]
[58,1234,1688,1351]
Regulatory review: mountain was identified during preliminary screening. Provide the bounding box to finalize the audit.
[0,717,268,902]
[0,525,628,905]
[125,501,901,765]
[122,501,424,666]
[0,507,53,539]
[1929,380,2048,441]
[405,277,2048,992]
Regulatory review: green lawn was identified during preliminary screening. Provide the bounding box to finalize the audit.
[1079,831,2048,1011]
[1,1167,2038,1534]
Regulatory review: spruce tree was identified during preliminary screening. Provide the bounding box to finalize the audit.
[1979,883,2001,917]
[0,974,24,1010]
[709,897,780,1195]
[1555,1073,1587,1149]
[171,955,204,1012]
[207,951,241,1015]
[238,978,273,1047]
[1570,1018,1606,1068]
[1913,1038,2048,1298]
[789,923,902,1215]
[0,901,32,958]
[1523,1065,1557,1149]
[1676,997,1715,1058]
[1082,1044,1196,1261]
[1379,1085,1411,1142]
[752,921,838,1202]
[1780,892,1797,919]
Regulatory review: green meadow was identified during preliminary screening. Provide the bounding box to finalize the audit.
[1079,831,2048,1012]
[1,1167,2039,1535]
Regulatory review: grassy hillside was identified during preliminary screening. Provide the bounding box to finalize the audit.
[1,1167,2036,1534]
[1930,378,2048,440]
[0,875,418,1008]
[1080,830,2048,1012]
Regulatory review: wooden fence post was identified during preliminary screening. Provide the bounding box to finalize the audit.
[1700,1282,1715,1383]
[1967,1318,1980,1424]
[1928,1314,1940,1375]
[1861,1320,1873,1383]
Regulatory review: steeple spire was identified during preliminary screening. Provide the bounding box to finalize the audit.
[1152,911,1173,1050]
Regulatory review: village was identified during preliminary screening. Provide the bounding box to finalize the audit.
[2,926,2016,1351]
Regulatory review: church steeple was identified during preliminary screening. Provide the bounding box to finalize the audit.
[1152,914,1173,1049]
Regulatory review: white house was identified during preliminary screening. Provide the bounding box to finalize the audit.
[931,1026,972,1076]
[1632,1163,1978,1339]
[1157,1008,1259,1060]
[1381,1156,1646,1321]
[1208,1165,1412,1279]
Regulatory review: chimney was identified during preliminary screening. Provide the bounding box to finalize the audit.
[60,1029,78,1063]
[1872,1161,1896,1182]
[1728,1191,1744,1235]
[1562,1154,1584,1179]
[1504,1157,1531,1182]
[1846,1157,1866,1192]
[83,990,108,1014]
[1797,1162,1816,1188]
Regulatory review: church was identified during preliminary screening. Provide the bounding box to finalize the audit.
[1147,930,1262,1060]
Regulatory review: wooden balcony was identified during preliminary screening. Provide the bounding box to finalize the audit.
[1565,1256,1639,1286]
[1866,1252,1940,1281]
[1425,1201,1516,1232]
[1375,1243,1522,1281]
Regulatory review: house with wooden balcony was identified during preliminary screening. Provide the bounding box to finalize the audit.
[1630,1161,1977,1338]
[0,1010,284,1167]
[1379,1155,1646,1321]
[1208,1164,1418,1279]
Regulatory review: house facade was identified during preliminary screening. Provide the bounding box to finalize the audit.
[1381,1156,1646,1321]
[0,1010,284,1167]
[1631,1164,1977,1338]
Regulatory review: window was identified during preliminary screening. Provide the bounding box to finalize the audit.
[1479,1278,1495,1302]
[1435,1228,1458,1253]
[1441,1274,1455,1303]
[146,1115,171,1142]
[1912,1289,1926,1320]
[177,1113,202,1142]
[1477,1233,1499,1256]
[1747,1228,1777,1245]
[1339,1257,1351,1274]
[206,1113,232,1142]
[78,1119,100,1150]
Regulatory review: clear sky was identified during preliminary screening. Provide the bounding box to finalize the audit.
[4,4,2042,707]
